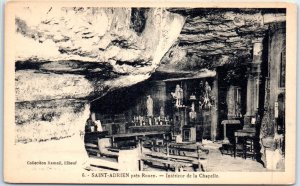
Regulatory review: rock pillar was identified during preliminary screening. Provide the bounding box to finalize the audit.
[211,74,218,141]
[244,39,263,125]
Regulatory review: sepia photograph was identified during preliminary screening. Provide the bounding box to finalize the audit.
[4,1,296,184]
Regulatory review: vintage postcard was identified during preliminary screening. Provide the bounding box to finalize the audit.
[4,1,297,184]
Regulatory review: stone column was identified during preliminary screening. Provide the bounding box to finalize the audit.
[245,74,254,117]
[252,40,263,113]
[156,81,166,118]
[183,82,188,106]
[211,75,218,141]
[244,39,263,125]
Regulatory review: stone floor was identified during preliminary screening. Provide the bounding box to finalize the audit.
[143,140,267,172]
[199,140,265,172]
[89,140,269,172]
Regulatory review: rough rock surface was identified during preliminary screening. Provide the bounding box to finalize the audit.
[159,8,285,72]
[15,7,185,144]
[16,7,185,100]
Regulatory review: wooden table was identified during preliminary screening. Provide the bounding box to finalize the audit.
[128,125,171,133]
[221,120,241,143]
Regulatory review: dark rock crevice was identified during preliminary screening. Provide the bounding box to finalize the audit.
[130,8,149,35]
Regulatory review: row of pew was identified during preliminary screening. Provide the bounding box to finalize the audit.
[84,132,209,172]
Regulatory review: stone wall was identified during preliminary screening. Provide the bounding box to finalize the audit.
[260,22,286,139]
[13,7,185,170]
[260,22,286,170]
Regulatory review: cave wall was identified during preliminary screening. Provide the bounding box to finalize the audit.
[14,7,185,145]
[260,22,286,139]
[11,7,185,172]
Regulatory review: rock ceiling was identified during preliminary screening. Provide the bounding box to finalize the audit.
[14,7,286,101]
[158,8,286,72]
[14,7,185,101]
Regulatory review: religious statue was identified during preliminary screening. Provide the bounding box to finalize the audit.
[199,81,214,110]
[189,102,197,122]
[235,102,242,117]
[86,113,103,132]
[171,84,183,107]
[160,106,165,119]
[95,120,103,132]
[146,95,153,117]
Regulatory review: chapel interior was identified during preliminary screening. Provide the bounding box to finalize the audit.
[83,8,286,172]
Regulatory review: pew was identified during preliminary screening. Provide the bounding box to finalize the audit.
[141,141,209,172]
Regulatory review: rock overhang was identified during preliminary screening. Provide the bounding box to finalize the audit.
[159,8,286,73]
[15,7,186,102]
[15,8,286,87]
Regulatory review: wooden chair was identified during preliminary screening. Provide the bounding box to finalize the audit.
[244,136,256,159]
[234,135,256,159]
[234,136,246,158]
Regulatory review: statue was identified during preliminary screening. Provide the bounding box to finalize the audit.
[235,102,242,117]
[189,102,197,122]
[146,95,153,117]
[160,106,165,119]
[171,84,183,107]
[189,94,197,122]
[204,81,211,95]
[86,113,103,132]
[95,120,103,132]
[199,81,213,110]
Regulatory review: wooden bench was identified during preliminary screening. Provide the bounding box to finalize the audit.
[141,155,194,172]
[97,138,119,159]
[141,142,209,172]
[85,143,100,157]
[84,137,119,159]
[85,143,119,159]
[84,131,112,158]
